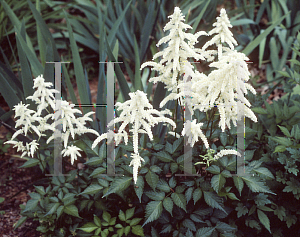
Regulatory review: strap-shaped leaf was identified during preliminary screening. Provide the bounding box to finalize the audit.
[64,10,91,114]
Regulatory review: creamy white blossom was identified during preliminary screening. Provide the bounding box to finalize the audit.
[4,140,26,153]
[26,75,59,115]
[92,90,176,154]
[192,50,257,131]
[129,153,145,184]
[61,145,82,165]
[202,8,238,59]
[181,119,209,149]
[141,7,206,94]
[47,100,99,148]
[13,101,42,137]
[214,149,241,160]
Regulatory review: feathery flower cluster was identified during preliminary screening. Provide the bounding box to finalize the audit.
[140,7,206,94]
[92,90,176,184]
[26,75,60,115]
[5,75,98,165]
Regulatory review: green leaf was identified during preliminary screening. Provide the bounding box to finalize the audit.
[13,216,27,230]
[154,151,174,162]
[150,165,162,173]
[277,125,291,137]
[274,206,286,221]
[157,179,170,193]
[233,176,244,196]
[274,145,287,153]
[102,176,132,198]
[85,157,104,166]
[64,10,91,114]
[235,203,248,218]
[268,136,293,147]
[196,227,216,237]
[145,191,165,201]
[242,13,289,55]
[253,167,274,179]
[171,193,187,212]
[211,174,226,193]
[129,218,142,226]
[80,184,103,195]
[193,188,202,205]
[104,35,130,101]
[89,167,106,177]
[185,187,194,204]
[118,210,126,222]
[44,203,60,217]
[19,158,40,168]
[206,165,220,174]
[172,137,183,153]
[131,225,144,236]
[145,171,159,191]
[163,197,173,217]
[64,204,81,218]
[182,219,196,232]
[125,207,135,220]
[285,214,297,228]
[169,176,177,188]
[143,201,163,227]
[56,205,64,219]
[24,199,39,212]
[257,209,271,233]
[227,192,240,201]
[251,107,268,114]
[78,222,98,233]
[34,186,45,196]
[102,211,111,222]
[134,176,144,203]
[241,176,276,194]
[190,214,205,223]
[203,191,226,214]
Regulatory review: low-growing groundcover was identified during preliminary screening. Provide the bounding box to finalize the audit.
[2,5,300,237]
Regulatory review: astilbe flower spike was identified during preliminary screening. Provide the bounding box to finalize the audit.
[92,90,176,184]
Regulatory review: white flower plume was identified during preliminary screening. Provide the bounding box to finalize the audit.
[26,75,59,115]
[12,101,42,137]
[92,90,176,153]
[47,101,99,148]
[61,145,82,165]
[202,8,238,58]
[140,7,206,93]
[181,119,209,149]
[214,149,241,160]
[129,153,145,184]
